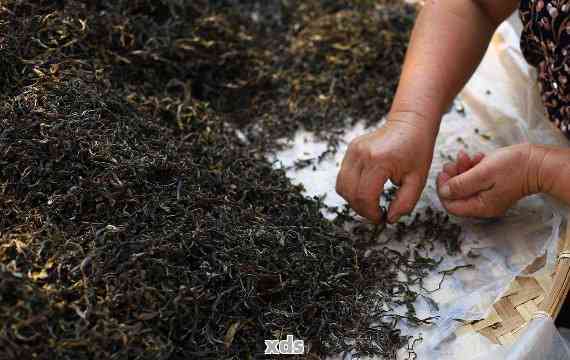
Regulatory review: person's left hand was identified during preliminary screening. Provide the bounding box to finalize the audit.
[437,144,541,218]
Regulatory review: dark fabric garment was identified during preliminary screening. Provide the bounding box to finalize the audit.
[519,0,570,139]
[519,0,570,326]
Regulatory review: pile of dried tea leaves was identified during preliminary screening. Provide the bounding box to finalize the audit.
[0,1,463,359]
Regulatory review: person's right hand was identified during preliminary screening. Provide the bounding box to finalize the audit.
[335,112,437,224]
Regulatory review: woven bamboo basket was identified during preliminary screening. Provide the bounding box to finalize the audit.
[457,215,570,345]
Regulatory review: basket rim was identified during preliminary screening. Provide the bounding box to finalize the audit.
[539,215,570,318]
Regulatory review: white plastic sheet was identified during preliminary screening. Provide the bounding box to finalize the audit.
[274,12,570,360]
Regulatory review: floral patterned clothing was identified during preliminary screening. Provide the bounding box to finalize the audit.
[519,0,570,138]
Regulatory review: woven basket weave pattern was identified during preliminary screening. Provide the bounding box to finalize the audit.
[458,218,570,345]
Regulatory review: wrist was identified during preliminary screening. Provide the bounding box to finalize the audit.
[386,109,441,140]
[527,144,566,196]
[526,144,550,195]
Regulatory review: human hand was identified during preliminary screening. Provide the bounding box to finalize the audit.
[335,112,437,224]
[437,144,542,218]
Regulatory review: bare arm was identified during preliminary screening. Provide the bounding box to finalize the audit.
[390,0,520,133]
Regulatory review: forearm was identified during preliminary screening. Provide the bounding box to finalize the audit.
[389,0,517,135]
[531,145,570,203]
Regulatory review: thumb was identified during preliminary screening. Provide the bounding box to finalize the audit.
[439,163,491,200]
[387,175,423,223]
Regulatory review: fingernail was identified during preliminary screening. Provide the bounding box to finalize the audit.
[440,184,451,198]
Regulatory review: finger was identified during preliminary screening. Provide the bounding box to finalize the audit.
[456,150,471,174]
[387,174,423,223]
[439,163,493,200]
[443,162,458,177]
[352,165,389,223]
[437,171,451,189]
[336,149,362,200]
[441,196,486,218]
[472,152,485,165]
